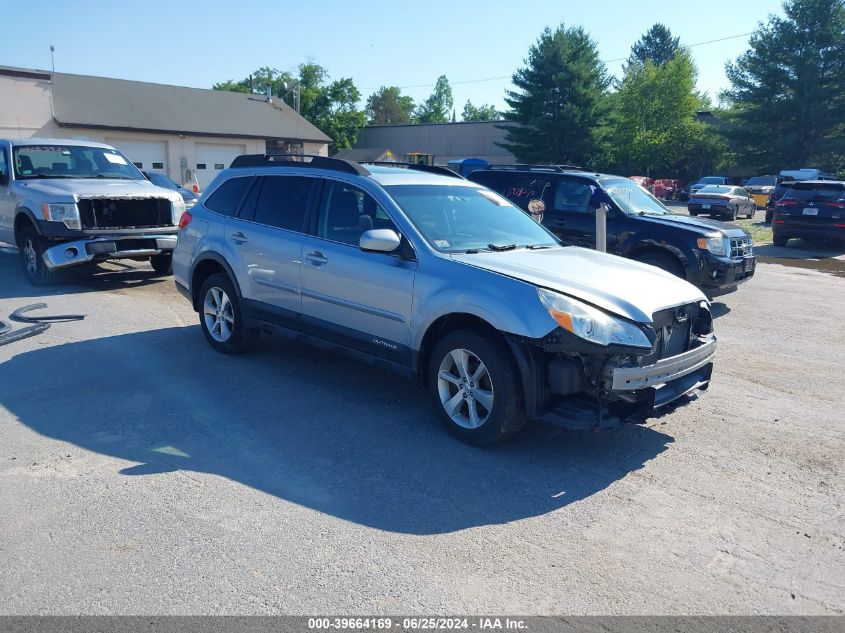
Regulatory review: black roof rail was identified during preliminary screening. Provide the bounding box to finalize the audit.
[481,163,588,173]
[230,154,370,176]
[362,161,465,179]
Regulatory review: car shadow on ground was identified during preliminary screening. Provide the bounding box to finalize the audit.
[754,240,845,260]
[0,247,168,300]
[0,326,673,535]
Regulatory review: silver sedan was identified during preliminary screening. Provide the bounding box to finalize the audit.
[688,185,756,220]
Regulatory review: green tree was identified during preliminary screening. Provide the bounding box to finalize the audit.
[415,76,454,123]
[607,50,721,179]
[628,24,681,67]
[365,86,415,125]
[462,101,500,122]
[501,24,609,164]
[722,0,845,171]
[213,63,367,150]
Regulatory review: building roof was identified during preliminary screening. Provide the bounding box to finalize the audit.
[45,71,330,143]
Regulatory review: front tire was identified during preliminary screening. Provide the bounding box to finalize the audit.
[427,329,525,445]
[633,251,686,279]
[149,252,173,275]
[198,273,258,354]
[17,226,57,286]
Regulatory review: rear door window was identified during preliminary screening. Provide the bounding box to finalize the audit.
[250,175,314,232]
[204,176,253,216]
[502,176,552,211]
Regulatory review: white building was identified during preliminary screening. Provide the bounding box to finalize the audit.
[0,65,331,190]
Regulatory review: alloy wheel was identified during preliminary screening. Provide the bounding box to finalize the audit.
[23,239,38,277]
[203,286,235,343]
[437,348,494,429]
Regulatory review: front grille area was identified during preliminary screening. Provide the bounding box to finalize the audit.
[78,198,172,229]
[730,236,753,258]
[638,303,700,365]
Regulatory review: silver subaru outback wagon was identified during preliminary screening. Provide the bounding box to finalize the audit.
[173,155,716,445]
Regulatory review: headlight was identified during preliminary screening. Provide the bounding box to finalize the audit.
[41,202,81,230]
[171,197,187,224]
[537,288,652,348]
[697,235,729,256]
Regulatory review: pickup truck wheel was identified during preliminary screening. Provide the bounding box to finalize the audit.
[428,329,525,445]
[633,252,685,279]
[17,226,57,286]
[198,273,258,354]
[149,252,173,275]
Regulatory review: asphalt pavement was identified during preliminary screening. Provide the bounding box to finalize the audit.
[0,244,842,614]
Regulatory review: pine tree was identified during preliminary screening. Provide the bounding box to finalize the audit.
[628,24,681,67]
[501,25,609,164]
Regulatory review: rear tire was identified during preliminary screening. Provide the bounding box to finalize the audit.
[149,252,173,275]
[427,329,525,445]
[17,225,57,286]
[633,251,686,279]
[198,273,259,354]
[747,204,756,219]
[773,233,789,247]
[728,205,738,221]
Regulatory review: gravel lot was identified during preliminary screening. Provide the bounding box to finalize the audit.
[0,241,843,615]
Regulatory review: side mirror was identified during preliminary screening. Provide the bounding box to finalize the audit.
[360,229,401,253]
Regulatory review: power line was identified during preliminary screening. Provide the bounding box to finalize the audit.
[363,30,754,92]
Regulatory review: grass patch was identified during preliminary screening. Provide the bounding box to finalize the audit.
[734,217,773,245]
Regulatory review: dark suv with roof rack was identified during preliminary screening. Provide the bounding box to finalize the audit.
[468,165,755,295]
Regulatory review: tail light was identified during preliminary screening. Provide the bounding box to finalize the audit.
[776,199,799,207]
[773,219,785,224]
[829,201,845,209]
[178,211,193,229]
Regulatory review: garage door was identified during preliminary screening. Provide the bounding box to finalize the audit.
[106,139,167,174]
[195,143,246,191]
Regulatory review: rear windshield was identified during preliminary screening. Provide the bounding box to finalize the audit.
[783,183,845,201]
[746,176,777,186]
[698,177,725,185]
[696,185,732,194]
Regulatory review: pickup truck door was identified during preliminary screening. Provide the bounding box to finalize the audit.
[0,143,15,244]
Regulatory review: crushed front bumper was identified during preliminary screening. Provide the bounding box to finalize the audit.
[42,234,178,270]
[610,337,717,391]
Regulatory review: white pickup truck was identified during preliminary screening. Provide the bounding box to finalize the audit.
[0,138,185,284]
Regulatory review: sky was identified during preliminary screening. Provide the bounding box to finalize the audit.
[1,0,784,116]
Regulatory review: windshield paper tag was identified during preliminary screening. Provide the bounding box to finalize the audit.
[104,153,128,165]
[434,240,451,248]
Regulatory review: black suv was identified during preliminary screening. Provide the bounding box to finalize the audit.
[771,180,845,247]
[469,166,756,295]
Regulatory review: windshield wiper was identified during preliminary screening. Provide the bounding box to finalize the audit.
[525,244,554,250]
[487,243,517,251]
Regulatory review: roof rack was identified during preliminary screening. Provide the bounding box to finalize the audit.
[483,164,585,173]
[230,154,370,176]
[362,161,465,179]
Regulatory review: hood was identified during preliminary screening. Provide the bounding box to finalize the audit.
[643,212,750,237]
[450,246,706,324]
[19,178,181,202]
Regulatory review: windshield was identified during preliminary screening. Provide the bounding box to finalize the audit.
[147,171,179,190]
[602,177,672,215]
[12,145,145,180]
[698,176,725,185]
[746,176,776,186]
[385,184,559,252]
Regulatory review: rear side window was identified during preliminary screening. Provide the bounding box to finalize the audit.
[0,148,7,182]
[251,175,313,232]
[204,176,252,216]
[504,176,553,211]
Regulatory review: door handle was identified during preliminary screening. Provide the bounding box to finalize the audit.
[230,231,247,244]
[305,251,328,265]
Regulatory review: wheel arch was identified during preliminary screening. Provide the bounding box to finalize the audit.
[13,206,40,241]
[189,252,242,312]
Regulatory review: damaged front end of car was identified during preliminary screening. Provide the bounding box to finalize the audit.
[507,289,716,430]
